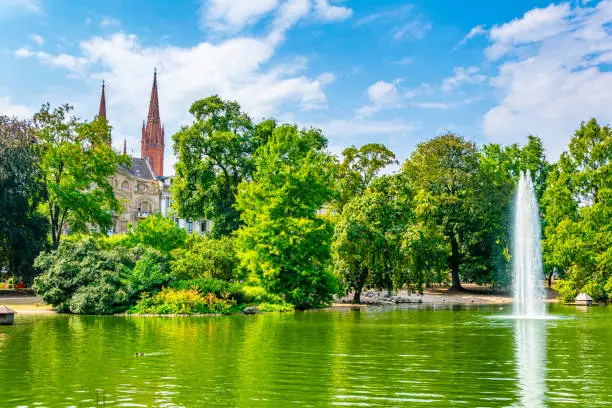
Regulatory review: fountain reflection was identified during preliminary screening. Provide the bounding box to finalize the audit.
[514,318,547,407]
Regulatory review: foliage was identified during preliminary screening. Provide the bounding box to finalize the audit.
[33,103,128,248]
[33,237,171,314]
[121,214,187,254]
[581,281,607,301]
[241,285,285,304]
[556,279,578,303]
[333,175,417,302]
[170,278,246,303]
[236,124,337,308]
[257,302,294,312]
[129,288,239,314]
[334,143,397,213]
[171,234,238,280]
[604,277,612,297]
[542,119,612,300]
[0,116,48,282]
[172,96,272,237]
[402,133,511,290]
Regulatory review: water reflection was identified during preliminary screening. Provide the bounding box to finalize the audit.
[514,318,546,407]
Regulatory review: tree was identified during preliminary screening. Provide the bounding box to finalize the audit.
[333,175,414,303]
[33,103,127,249]
[402,133,509,290]
[334,144,397,213]
[0,116,48,282]
[542,119,612,300]
[119,214,187,254]
[171,235,239,280]
[172,96,272,237]
[235,125,337,308]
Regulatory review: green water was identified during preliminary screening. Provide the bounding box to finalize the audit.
[0,305,610,407]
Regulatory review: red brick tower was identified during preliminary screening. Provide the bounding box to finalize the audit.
[141,69,165,176]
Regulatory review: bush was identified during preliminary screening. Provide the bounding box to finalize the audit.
[582,281,607,301]
[171,235,239,280]
[129,288,239,314]
[605,277,612,298]
[69,280,128,314]
[170,278,246,303]
[121,214,187,254]
[258,302,294,312]
[242,285,284,304]
[556,279,578,303]
[122,248,173,301]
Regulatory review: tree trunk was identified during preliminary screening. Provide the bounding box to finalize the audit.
[547,271,553,288]
[353,288,362,304]
[449,234,463,291]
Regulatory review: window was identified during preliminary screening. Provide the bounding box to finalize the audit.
[173,217,179,226]
[121,181,129,191]
[139,202,150,215]
[187,220,193,233]
[165,198,171,209]
[201,221,207,233]
[137,183,147,192]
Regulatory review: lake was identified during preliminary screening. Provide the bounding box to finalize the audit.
[0,304,610,407]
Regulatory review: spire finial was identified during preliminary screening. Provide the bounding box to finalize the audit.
[123,139,127,155]
[98,79,107,122]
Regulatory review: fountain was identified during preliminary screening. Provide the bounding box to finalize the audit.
[512,171,546,317]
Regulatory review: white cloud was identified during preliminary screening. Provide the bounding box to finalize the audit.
[313,0,352,21]
[100,16,120,28]
[20,30,334,175]
[0,96,32,118]
[412,102,452,110]
[486,3,571,60]
[14,48,88,71]
[394,57,414,65]
[354,5,413,26]
[456,24,486,47]
[442,66,486,92]
[200,0,280,33]
[0,0,41,16]
[483,0,612,159]
[30,34,44,45]
[313,118,419,138]
[357,80,401,118]
[392,21,431,41]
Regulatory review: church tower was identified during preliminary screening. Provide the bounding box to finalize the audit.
[141,69,165,176]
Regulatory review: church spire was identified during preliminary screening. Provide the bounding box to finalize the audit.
[141,68,164,176]
[98,80,107,120]
[147,67,160,121]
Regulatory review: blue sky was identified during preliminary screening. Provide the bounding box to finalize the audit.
[1,0,610,175]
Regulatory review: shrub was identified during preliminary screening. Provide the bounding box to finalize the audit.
[69,280,128,314]
[122,248,173,301]
[242,285,284,304]
[129,288,238,314]
[170,278,246,303]
[257,302,294,312]
[556,279,578,303]
[581,281,607,301]
[171,235,239,280]
[605,277,612,298]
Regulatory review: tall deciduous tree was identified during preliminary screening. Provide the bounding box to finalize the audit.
[402,133,509,290]
[0,116,48,281]
[34,103,126,249]
[333,175,414,303]
[542,119,612,300]
[172,96,272,237]
[334,144,397,213]
[235,125,337,308]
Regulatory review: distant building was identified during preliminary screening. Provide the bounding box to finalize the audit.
[97,71,209,235]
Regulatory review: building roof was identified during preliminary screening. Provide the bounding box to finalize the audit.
[120,157,156,180]
[0,305,16,314]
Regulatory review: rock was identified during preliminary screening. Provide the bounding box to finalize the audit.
[242,307,259,315]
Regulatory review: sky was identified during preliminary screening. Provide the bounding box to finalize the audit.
[1,0,611,175]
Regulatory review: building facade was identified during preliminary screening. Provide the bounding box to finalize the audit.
[98,71,208,235]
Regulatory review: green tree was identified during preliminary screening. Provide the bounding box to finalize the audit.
[172,96,272,237]
[334,144,397,213]
[171,235,239,280]
[402,133,509,290]
[542,119,612,300]
[33,103,127,249]
[0,116,48,282]
[118,214,187,254]
[235,125,337,308]
[332,175,415,303]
